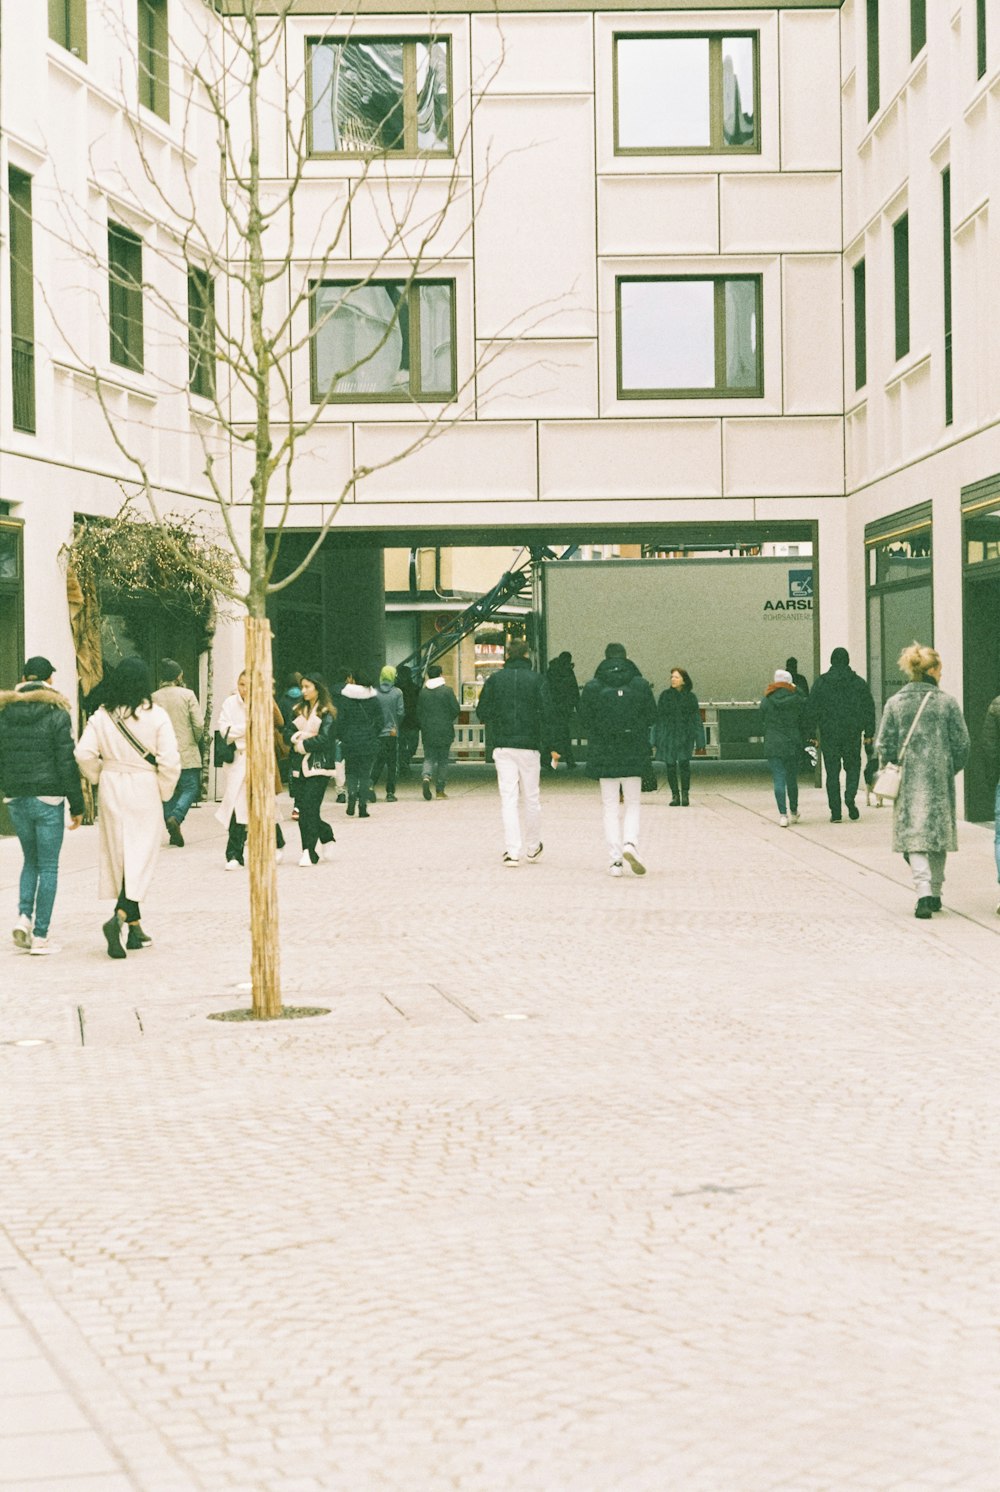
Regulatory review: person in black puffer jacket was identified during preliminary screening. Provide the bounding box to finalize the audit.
[0,656,85,954]
[579,643,657,877]
[336,668,383,818]
[804,646,877,822]
[477,640,549,865]
[760,668,809,827]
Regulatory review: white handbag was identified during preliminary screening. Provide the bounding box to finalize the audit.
[872,691,932,801]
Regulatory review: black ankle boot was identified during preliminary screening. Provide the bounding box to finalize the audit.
[103,915,126,959]
[914,897,935,919]
[126,924,152,950]
[346,798,356,816]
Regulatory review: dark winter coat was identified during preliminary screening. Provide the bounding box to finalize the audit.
[655,686,706,763]
[0,685,84,815]
[396,675,420,730]
[579,656,657,779]
[759,685,808,760]
[805,663,876,742]
[336,686,383,757]
[477,656,548,756]
[417,681,460,748]
[875,680,969,854]
[982,695,1000,789]
[546,658,579,718]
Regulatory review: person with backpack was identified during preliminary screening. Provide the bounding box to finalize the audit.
[579,643,657,877]
[804,647,877,822]
[476,640,548,866]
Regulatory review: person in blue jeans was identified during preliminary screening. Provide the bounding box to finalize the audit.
[0,656,84,955]
[152,659,204,847]
[759,668,808,827]
[982,691,1000,914]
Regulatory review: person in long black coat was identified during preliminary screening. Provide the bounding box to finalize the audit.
[655,667,706,807]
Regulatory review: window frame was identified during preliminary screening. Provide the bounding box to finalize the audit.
[910,0,926,60]
[137,0,169,122]
[308,278,458,404]
[612,31,760,156]
[853,257,867,393]
[976,0,987,80]
[942,169,953,426]
[892,212,910,364]
[615,274,764,400]
[305,36,454,160]
[48,0,87,60]
[8,168,36,435]
[108,221,145,374]
[866,0,880,120]
[187,265,216,400]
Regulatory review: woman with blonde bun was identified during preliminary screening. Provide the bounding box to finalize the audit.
[874,643,969,918]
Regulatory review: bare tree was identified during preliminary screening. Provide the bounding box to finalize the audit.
[29,0,553,1016]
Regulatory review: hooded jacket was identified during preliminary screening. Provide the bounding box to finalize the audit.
[418,677,460,747]
[759,683,808,759]
[579,656,656,779]
[336,684,383,755]
[375,681,405,737]
[805,663,876,741]
[477,655,548,755]
[0,684,84,814]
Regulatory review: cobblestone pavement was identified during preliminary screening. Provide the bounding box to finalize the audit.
[2,764,1000,1492]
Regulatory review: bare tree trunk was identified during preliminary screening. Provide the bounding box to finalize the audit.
[245,613,281,1018]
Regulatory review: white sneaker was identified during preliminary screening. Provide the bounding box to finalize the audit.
[322,842,336,861]
[526,843,543,863]
[12,914,32,950]
[502,852,520,868]
[224,859,242,872]
[778,815,789,828]
[298,851,314,867]
[275,849,284,864]
[623,846,646,876]
[28,936,55,956]
[790,812,801,824]
[609,862,624,877]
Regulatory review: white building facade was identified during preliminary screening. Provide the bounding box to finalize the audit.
[1,0,998,814]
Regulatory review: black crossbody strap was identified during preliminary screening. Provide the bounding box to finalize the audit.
[112,712,158,767]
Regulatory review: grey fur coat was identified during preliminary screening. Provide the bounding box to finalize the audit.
[875,681,969,853]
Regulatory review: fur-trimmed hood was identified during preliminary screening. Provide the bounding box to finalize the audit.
[0,684,73,713]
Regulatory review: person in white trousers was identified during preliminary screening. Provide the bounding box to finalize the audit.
[579,643,657,877]
[476,640,549,867]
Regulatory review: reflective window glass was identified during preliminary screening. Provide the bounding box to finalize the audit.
[615,33,758,154]
[309,38,451,157]
[311,281,455,402]
[618,276,762,398]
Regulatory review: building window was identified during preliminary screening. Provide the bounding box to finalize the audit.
[892,213,910,362]
[137,0,169,121]
[617,276,763,399]
[108,222,144,373]
[853,258,867,392]
[614,33,758,153]
[307,39,452,157]
[942,170,953,426]
[310,281,456,401]
[8,169,36,435]
[49,0,87,59]
[865,508,932,716]
[976,0,987,79]
[866,0,880,119]
[187,266,215,399]
[910,0,926,59]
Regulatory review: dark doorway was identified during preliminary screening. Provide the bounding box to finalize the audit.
[963,570,1000,821]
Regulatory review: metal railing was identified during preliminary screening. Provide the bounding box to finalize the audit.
[11,337,35,433]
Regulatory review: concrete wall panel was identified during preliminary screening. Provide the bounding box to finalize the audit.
[539,419,722,499]
[779,11,842,170]
[476,339,599,419]
[597,176,719,256]
[354,421,537,502]
[724,417,844,496]
[720,174,841,253]
[781,256,844,413]
[473,96,596,338]
[471,14,594,95]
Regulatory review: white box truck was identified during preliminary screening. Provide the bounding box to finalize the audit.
[541,558,816,759]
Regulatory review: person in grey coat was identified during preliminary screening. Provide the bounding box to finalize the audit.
[982,691,1000,914]
[875,643,970,919]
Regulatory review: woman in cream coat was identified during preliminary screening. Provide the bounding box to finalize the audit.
[75,657,180,958]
